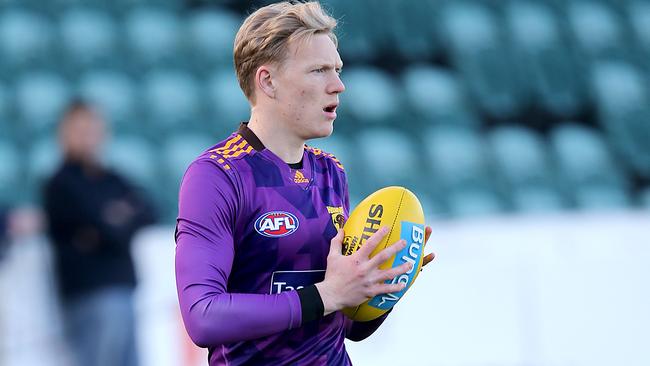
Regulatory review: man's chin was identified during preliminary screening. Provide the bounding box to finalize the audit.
[304,123,334,140]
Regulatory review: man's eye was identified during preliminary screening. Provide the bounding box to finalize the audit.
[314,68,324,73]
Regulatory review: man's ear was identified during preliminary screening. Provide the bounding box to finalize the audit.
[255,65,276,99]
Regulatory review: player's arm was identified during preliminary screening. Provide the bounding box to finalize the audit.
[175,159,305,347]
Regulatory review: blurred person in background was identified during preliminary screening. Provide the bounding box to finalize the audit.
[43,100,157,366]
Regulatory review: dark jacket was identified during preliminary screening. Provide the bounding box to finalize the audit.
[44,160,157,299]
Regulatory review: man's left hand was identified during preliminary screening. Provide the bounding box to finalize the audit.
[421,226,435,268]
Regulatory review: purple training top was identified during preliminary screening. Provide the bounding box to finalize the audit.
[175,124,387,366]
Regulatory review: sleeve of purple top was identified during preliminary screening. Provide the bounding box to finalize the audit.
[175,159,302,347]
[344,309,391,341]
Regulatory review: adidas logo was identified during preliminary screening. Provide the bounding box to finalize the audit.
[293,171,309,184]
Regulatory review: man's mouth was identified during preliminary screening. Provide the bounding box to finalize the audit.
[323,103,338,113]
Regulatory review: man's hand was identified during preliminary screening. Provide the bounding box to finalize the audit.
[315,227,413,316]
[421,225,435,268]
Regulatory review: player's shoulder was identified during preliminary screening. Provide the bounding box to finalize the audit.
[194,132,256,173]
[304,144,345,172]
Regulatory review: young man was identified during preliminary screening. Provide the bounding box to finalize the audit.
[175,2,434,365]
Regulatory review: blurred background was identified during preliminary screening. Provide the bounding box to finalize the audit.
[0,0,649,365]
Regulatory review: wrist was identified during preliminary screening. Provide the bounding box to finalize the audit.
[315,282,339,316]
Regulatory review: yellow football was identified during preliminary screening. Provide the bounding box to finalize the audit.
[342,186,426,322]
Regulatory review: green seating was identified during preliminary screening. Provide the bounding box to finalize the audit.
[355,127,420,193]
[591,60,650,177]
[60,7,117,70]
[0,140,22,204]
[505,1,584,117]
[142,69,201,131]
[186,9,240,70]
[205,69,250,135]
[0,9,53,74]
[565,0,631,62]
[124,8,181,69]
[78,70,137,131]
[338,67,400,125]
[402,65,478,126]
[15,71,71,135]
[439,1,524,119]
[105,135,158,189]
[549,123,629,208]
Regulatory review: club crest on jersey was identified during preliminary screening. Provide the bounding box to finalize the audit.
[254,211,300,237]
[327,206,345,230]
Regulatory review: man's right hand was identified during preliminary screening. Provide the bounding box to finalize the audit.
[315,227,413,316]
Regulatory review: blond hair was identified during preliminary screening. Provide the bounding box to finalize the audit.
[234,1,338,102]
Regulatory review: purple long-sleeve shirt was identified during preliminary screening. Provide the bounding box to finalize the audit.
[175,124,388,365]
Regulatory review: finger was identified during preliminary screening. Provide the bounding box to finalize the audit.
[372,282,407,296]
[330,229,344,256]
[377,261,413,282]
[423,226,432,248]
[421,252,435,267]
[368,239,406,268]
[356,226,389,259]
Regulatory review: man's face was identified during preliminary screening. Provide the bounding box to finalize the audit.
[60,108,106,161]
[271,33,345,140]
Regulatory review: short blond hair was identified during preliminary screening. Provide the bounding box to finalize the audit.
[234,1,338,102]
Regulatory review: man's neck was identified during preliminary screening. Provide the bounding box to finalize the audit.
[247,110,304,164]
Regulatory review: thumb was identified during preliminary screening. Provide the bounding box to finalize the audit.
[329,229,344,256]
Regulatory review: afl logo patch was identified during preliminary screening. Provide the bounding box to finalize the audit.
[254,211,300,237]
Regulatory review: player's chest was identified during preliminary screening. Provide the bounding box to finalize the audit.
[235,185,347,267]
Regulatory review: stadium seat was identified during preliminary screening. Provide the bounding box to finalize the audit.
[0,9,53,72]
[141,69,201,131]
[322,0,380,62]
[339,67,400,125]
[186,9,240,70]
[161,133,213,185]
[15,71,71,134]
[573,184,630,210]
[446,186,503,218]
[438,1,524,119]
[78,70,137,131]
[159,133,214,222]
[311,133,360,193]
[377,0,439,61]
[26,137,61,195]
[549,123,628,206]
[124,8,181,69]
[355,127,420,193]
[311,133,354,171]
[627,1,650,58]
[640,187,650,209]
[488,125,552,189]
[105,135,158,189]
[424,125,491,192]
[0,83,11,133]
[565,0,630,62]
[401,65,478,126]
[488,124,567,212]
[0,140,21,204]
[412,190,445,221]
[205,69,250,135]
[504,1,584,117]
[59,7,117,70]
[591,61,650,177]
[510,185,564,213]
